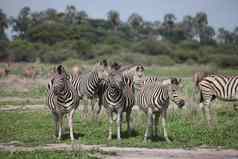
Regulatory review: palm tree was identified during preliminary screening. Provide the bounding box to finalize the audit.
[182,15,195,39]
[64,5,77,24]
[163,14,176,26]
[107,10,120,32]
[194,12,208,42]
[128,13,143,31]
[161,13,176,40]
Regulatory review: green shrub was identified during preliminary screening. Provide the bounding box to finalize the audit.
[8,39,37,62]
[133,40,172,56]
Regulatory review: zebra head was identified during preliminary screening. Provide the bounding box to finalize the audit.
[169,78,185,108]
[94,59,110,81]
[135,65,144,78]
[51,65,69,95]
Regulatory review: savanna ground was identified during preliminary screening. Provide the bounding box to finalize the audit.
[0,62,238,159]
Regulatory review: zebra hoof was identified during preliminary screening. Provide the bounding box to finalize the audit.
[165,138,171,143]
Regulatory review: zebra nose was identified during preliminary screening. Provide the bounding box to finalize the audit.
[178,99,185,108]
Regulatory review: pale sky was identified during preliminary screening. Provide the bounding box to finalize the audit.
[1,0,238,31]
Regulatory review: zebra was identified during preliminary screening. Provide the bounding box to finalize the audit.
[47,65,80,141]
[102,72,135,141]
[133,76,185,142]
[197,74,238,127]
[76,61,110,116]
[48,61,109,116]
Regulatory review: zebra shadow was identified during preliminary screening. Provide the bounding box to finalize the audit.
[61,132,84,140]
[112,129,139,139]
[149,135,173,142]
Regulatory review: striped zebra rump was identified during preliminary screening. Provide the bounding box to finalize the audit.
[199,74,238,101]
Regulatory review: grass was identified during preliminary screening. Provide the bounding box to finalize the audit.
[0,151,98,159]
[0,86,47,98]
[145,65,238,77]
[0,105,238,149]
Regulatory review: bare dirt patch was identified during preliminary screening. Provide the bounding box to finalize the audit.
[0,143,237,159]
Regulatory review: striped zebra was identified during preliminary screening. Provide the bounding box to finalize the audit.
[48,61,109,116]
[197,74,238,127]
[134,77,185,142]
[102,72,135,141]
[76,61,110,115]
[47,65,80,141]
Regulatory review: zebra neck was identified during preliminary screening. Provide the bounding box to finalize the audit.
[89,71,100,86]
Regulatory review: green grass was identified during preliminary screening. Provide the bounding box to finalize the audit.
[0,106,237,149]
[0,151,97,159]
[0,86,47,98]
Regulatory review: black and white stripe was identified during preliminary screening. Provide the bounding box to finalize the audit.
[198,74,238,127]
[47,65,80,141]
[103,73,135,141]
[134,78,185,142]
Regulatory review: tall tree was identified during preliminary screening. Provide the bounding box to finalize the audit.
[64,5,77,24]
[182,15,195,39]
[128,13,143,32]
[161,13,176,40]
[0,9,8,40]
[10,6,31,39]
[233,26,238,43]
[107,10,120,32]
[217,27,232,44]
[194,12,208,43]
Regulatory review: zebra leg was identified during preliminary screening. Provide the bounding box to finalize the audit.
[144,108,153,142]
[57,115,63,140]
[53,114,59,137]
[161,109,171,143]
[108,110,113,140]
[204,100,213,128]
[126,110,132,136]
[96,96,103,115]
[154,112,160,137]
[68,108,76,141]
[117,111,122,141]
[152,113,155,137]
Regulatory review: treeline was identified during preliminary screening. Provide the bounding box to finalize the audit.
[0,6,238,67]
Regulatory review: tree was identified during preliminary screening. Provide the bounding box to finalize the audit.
[182,15,195,39]
[107,10,120,32]
[233,27,238,43]
[203,25,215,44]
[64,5,77,24]
[10,6,31,39]
[0,9,8,40]
[194,12,208,43]
[128,13,143,39]
[163,13,176,28]
[217,27,233,44]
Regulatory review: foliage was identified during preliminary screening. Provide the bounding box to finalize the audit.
[0,7,237,68]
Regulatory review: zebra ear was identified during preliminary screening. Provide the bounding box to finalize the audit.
[56,65,65,75]
[136,65,144,72]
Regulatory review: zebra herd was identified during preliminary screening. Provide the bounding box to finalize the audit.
[47,61,238,142]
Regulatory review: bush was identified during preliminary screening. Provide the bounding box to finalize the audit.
[209,54,238,67]
[8,39,37,62]
[133,40,172,56]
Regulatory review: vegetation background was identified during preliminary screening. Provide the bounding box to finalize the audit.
[0,6,238,67]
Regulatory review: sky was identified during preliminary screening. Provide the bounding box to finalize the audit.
[1,0,238,31]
